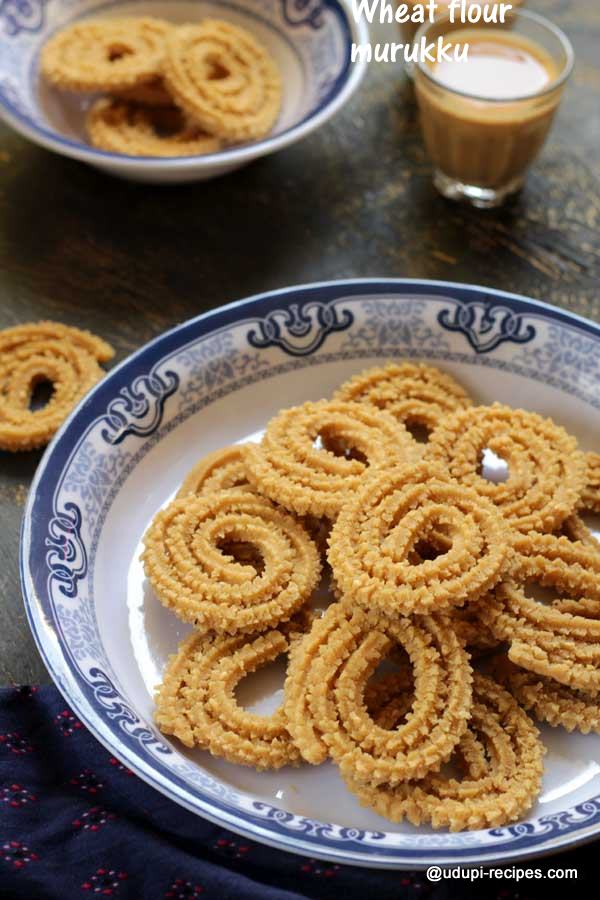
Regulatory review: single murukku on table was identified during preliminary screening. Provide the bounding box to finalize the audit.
[40,18,171,93]
[87,99,221,157]
[155,615,310,769]
[245,400,419,519]
[284,603,473,782]
[142,488,321,635]
[426,403,586,534]
[0,321,114,452]
[328,460,510,617]
[163,20,281,143]
[344,673,544,831]
[493,657,600,735]
[333,362,472,440]
[480,533,600,693]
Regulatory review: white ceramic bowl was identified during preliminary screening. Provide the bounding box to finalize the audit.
[0,0,367,182]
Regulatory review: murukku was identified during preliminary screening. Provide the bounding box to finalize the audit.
[283,603,344,765]
[493,658,600,735]
[284,604,413,765]
[176,444,330,556]
[284,603,472,782]
[116,76,173,106]
[163,20,281,143]
[480,533,600,693]
[333,362,472,440]
[345,673,544,831]
[557,453,600,550]
[245,400,419,519]
[87,99,221,157]
[452,602,500,655]
[176,444,252,498]
[581,452,600,513]
[40,18,171,93]
[328,461,510,616]
[560,514,599,550]
[364,667,414,730]
[0,321,114,451]
[155,616,309,769]
[427,403,586,534]
[142,489,321,635]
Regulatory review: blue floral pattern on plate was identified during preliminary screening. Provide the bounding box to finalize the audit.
[0,0,47,36]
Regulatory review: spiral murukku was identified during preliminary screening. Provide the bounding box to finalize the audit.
[334,362,472,440]
[40,18,171,93]
[163,20,281,143]
[116,77,173,106]
[177,444,252,498]
[87,99,221,157]
[581,452,600,513]
[557,453,600,550]
[480,533,600,693]
[427,403,586,534]
[560,514,599,550]
[406,525,499,656]
[246,400,419,519]
[142,489,321,635]
[363,665,414,729]
[176,445,329,556]
[493,658,600,735]
[284,603,472,782]
[345,673,544,831]
[452,602,500,655]
[155,617,309,768]
[328,461,510,616]
[0,321,114,451]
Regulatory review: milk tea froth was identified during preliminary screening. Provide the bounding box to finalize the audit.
[433,30,556,99]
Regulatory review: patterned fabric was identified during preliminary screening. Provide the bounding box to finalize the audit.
[0,686,594,899]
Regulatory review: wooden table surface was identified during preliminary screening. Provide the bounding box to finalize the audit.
[1,1,599,684]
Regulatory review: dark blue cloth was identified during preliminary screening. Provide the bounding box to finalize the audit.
[0,685,596,899]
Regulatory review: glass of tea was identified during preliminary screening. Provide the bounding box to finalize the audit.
[413,9,574,208]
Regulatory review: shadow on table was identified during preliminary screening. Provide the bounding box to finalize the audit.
[0,448,45,482]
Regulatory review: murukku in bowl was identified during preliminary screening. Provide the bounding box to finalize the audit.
[0,0,367,183]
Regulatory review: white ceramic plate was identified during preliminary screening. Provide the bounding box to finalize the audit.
[0,0,367,182]
[21,279,600,868]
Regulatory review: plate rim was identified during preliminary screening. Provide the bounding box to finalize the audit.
[20,277,600,869]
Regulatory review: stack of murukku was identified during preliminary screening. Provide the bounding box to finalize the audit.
[40,16,282,157]
[147,360,600,831]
